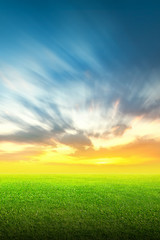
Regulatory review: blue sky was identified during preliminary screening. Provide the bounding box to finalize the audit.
[0,0,160,171]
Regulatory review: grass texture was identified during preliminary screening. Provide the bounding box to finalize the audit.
[0,174,160,240]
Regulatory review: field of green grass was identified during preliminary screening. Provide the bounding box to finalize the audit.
[0,174,160,240]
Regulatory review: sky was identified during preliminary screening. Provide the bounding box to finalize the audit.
[0,0,160,173]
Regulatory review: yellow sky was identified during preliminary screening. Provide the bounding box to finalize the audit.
[0,116,160,173]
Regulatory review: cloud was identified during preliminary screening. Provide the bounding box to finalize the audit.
[0,126,56,145]
[59,132,92,150]
[0,38,160,165]
[111,124,131,136]
[117,71,160,120]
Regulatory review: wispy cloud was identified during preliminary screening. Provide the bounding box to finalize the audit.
[0,2,160,172]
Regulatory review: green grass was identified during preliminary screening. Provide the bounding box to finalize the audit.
[0,174,160,240]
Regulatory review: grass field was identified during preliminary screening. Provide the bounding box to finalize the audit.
[0,174,160,240]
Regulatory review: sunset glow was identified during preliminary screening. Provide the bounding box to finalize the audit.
[0,1,160,173]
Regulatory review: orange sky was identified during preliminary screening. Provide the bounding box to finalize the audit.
[0,115,160,173]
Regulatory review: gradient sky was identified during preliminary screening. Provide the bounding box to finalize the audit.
[0,0,160,173]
